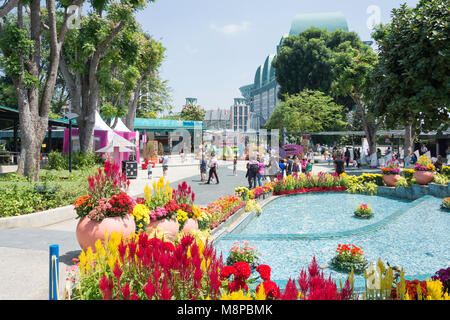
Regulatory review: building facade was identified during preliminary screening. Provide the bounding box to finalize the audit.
[230,98,251,132]
[203,108,231,130]
[239,12,350,129]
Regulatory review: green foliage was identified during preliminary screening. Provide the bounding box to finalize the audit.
[369,0,450,135]
[433,173,449,185]
[0,24,36,84]
[363,259,406,300]
[47,151,103,170]
[265,90,346,133]
[179,104,206,121]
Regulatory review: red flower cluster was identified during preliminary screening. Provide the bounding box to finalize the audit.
[164,199,181,215]
[274,186,347,195]
[255,265,281,299]
[391,280,428,300]
[297,257,353,300]
[98,234,223,300]
[108,192,134,216]
[220,261,252,293]
[173,181,195,205]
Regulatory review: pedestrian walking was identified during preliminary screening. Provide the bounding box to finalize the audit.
[162,154,169,178]
[233,156,238,176]
[334,153,345,176]
[206,153,219,184]
[246,157,259,189]
[200,154,207,182]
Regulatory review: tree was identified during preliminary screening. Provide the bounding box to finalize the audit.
[59,0,150,152]
[265,90,346,134]
[136,76,173,119]
[331,38,383,155]
[124,34,165,130]
[0,0,84,180]
[369,0,450,157]
[179,103,205,121]
[273,28,382,154]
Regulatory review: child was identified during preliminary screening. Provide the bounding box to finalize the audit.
[306,159,313,174]
[327,153,332,166]
[147,162,153,180]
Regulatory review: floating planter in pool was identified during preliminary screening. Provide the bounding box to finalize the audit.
[354,204,373,219]
[330,244,369,274]
[441,197,450,211]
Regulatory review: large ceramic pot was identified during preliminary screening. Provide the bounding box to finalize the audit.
[382,174,401,187]
[414,170,434,185]
[182,218,199,234]
[147,218,179,241]
[76,214,136,252]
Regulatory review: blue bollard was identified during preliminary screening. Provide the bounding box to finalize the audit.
[49,244,59,300]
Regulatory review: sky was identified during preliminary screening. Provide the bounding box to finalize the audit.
[135,0,420,112]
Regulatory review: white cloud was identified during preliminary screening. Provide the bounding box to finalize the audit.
[210,21,250,35]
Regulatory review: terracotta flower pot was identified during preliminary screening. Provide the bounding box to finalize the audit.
[414,171,434,185]
[147,218,179,241]
[383,174,401,187]
[182,218,199,234]
[76,214,136,252]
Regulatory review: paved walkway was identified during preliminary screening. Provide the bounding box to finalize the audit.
[0,158,337,300]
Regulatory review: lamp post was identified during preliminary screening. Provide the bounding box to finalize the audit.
[63,111,78,172]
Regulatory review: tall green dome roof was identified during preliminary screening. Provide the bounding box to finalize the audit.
[289,12,348,36]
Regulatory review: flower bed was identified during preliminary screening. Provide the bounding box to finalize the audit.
[272,172,349,195]
[65,161,450,300]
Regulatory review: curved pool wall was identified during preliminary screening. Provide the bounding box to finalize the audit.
[213,193,450,290]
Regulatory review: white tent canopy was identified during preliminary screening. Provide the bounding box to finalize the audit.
[94,111,114,132]
[111,118,131,132]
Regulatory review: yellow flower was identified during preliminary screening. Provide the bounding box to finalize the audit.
[426,279,450,300]
[220,290,253,300]
[255,284,266,300]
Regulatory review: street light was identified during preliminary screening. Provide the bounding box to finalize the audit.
[63,111,78,172]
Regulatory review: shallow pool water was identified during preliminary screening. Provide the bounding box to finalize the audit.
[213,194,450,289]
[233,192,412,235]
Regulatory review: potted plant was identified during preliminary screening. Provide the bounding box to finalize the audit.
[147,203,179,241]
[74,161,135,252]
[354,204,373,219]
[330,244,368,274]
[226,241,261,271]
[414,155,435,185]
[381,161,401,187]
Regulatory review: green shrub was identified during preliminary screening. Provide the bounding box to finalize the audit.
[433,173,449,185]
[47,151,103,171]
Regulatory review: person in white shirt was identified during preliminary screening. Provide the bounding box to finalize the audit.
[206,153,219,184]
[162,154,169,178]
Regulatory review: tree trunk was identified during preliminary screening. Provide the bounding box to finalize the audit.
[404,121,416,158]
[125,80,143,131]
[355,100,378,156]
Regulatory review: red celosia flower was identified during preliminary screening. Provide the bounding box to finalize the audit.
[233,261,251,280]
[228,279,248,293]
[121,283,131,300]
[221,266,236,280]
[256,264,271,281]
[281,278,298,300]
[257,280,281,299]
[143,278,155,299]
[113,262,122,283]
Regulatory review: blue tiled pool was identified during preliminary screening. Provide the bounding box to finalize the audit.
[213,193,450,289]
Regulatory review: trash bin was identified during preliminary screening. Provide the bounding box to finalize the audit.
[122,160,138,179]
